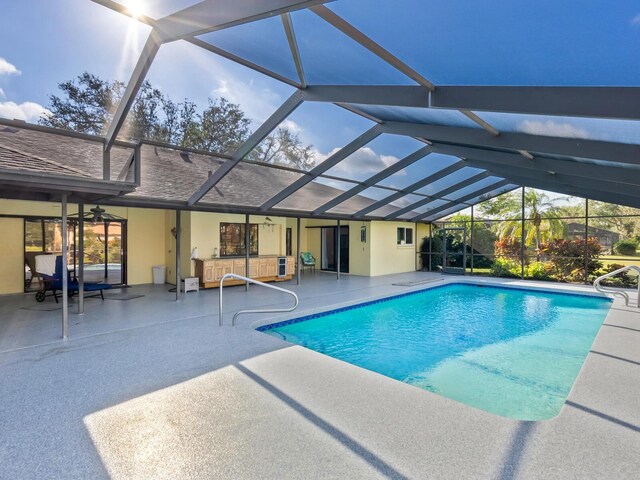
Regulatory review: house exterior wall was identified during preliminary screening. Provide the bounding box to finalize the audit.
[0,217,24,294]
[0,199,168,294]
[369,221,418,276]
[0,199,426,294]
[296,219,423,277]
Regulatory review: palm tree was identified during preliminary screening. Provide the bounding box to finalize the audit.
[479,190,566,259]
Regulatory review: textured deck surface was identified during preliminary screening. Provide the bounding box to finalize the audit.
[1,272,638,479]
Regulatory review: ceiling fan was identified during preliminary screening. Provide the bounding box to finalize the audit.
[90,205,106,222]
[69,205,125,223]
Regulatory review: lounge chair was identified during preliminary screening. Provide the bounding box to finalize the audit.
[299,252,316,273]
[36,256,112,302]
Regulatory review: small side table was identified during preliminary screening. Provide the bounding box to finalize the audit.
[182,277,200,293]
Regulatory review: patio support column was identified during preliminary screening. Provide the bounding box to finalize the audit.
[414,222,418,272]
[78,202,84,315]
[584,199,590,284]
[336,219,341,280]
[245,214,250,292]
[428,223,433,271]
[521,187,526,279]
[61,194,68,339]
[296,217,301,285]
[175,209,181,302]
[104,221,109,279]
[470,206,474,276]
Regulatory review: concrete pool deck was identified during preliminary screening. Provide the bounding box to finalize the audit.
[0,272,638,479]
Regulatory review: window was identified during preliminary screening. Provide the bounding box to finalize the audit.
[397,227,414,246]
[220,223,258,256]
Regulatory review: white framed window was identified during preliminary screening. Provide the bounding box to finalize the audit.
[397,227,414,246]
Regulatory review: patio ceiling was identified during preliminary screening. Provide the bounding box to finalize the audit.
[4,1,640,221]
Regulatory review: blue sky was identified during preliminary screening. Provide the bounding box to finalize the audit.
[1,1,639,210]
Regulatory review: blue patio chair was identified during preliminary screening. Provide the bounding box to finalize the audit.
[36,256,113,302]
[299,252,316,273]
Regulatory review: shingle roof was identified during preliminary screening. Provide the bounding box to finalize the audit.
[0,143,90,177]
[0,123,407,218]
[0,125,131,180]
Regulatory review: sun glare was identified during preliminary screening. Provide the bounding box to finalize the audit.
[123,0,145,19]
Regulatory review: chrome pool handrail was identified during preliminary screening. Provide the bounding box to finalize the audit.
[219,273,299,326]
[593,265,640,307]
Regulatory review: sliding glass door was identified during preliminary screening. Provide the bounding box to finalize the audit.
[320,226,349,273]
[23,217,127,291]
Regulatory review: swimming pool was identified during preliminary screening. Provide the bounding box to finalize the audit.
[258,283,612,420]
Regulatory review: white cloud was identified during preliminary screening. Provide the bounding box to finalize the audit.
[280,119,301,134]
[0,87,4,98]
[0,101,50,122]
[519,120,589,139]
[632,14,640,26]
[317,146,399,176]
[212,77,283,125]
[0,57,21,76]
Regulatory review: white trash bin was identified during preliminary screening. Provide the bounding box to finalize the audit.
[152,265,166,284]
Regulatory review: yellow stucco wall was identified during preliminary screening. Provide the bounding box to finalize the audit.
[0,199,168,293]
[369,221,418,276]
[126,208,167,285]
[0,217,24,294]
[0,198,431,293]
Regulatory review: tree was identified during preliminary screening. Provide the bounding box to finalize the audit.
[478,189,566,258]
[251,127,315,170]
[588,201,640,238]
[190,97,250,154]
[40,72,119,135]
[40,72,314,168]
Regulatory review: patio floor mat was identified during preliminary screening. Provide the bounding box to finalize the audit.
[102,294,145,301]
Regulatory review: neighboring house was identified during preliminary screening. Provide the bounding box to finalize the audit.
[566,222,620,251]
[0,123,426,295]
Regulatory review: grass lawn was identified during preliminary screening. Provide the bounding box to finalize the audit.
[599,254,640,268]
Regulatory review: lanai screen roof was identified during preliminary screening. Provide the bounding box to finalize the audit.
[2,1,640,220]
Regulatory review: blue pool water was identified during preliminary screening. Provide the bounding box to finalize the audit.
[258,284,611,420]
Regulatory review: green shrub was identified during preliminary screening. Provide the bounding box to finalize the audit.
[597,263,638,288]
[614,238,638,256]
[490,257,520,278]
[525,262,553,280]
[540,238,602,282]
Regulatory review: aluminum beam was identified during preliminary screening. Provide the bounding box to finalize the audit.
[478,173,640,211]
[383,121,640,166]
[282,13,306,88]
[461,158,640,199]
[430,143,640,187]
[61,194,68,339]
[155,0,331,41]
[175,210,181,301]
[305,85,640,121]
[351,160,467,217]
[413,180,511,221]
[78,202,84,315]
[188,37,301,88]
[187,90,307,206]
[306,85,430,107]
[259,124,384,211]
[310,5,434,90]
[431,86,640,121]
[385,171,491,220]
[104,29,162,156]
[312,146,432,215]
